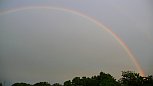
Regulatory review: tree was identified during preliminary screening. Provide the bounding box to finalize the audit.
[67,72,120,86]
[64,80,72,86]
[0,83,2,86]
[98,72,120,86]
[33,82,51,86]
[143,75,153,86]
[52,83,62,86]
[72,77,82,86]
[119,71,144,86]
[10,71,153,86]
[12,83,31,86]
[119,71,153,86]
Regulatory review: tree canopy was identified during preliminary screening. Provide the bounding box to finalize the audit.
[119,71,153,86]
[12,83,31,86]
[33,82,51,86]
[4,71,153,86]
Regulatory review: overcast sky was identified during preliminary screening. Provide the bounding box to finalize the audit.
[0,0,153,84]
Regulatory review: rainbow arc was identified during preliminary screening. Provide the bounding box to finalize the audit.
[0,6,145,76]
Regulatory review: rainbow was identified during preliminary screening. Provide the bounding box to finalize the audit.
[0,6,145,76]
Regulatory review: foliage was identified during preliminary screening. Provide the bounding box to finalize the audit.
[119,71,153,86]
[63,72,119,86]
[64,80,71,86]
[0,83,2,86]
[143,75,153,86]
[52,83,62,86]
[98,72,120,86]
[12,83,31,86]
[33,82,51,86]
[11,71,153,86]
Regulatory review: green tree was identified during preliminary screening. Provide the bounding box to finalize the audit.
[64,80,72,86]
[80,77,87,86]
[81,77,92,86]
[52,83,62,86]
[72,77,82,86]
[33,82,51,86]
[0,83,2,86]
[119,71,147,86]
[98,72,120,86]
[69,72,120,86]
[12,83,31,86]
[10,71,153,86]
[143,75,153,86]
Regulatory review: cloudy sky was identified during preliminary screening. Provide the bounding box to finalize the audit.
[0,0,153,84]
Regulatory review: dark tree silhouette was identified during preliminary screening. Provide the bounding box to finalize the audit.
[52,83,62,86]
[33,82,51,86]
[64,80,72,86]
[64,72,119,86]
[119,71,143,86]
[12,83,31,86]
[143,75,153,86]
[119,71,153,86]
[0,83,2,86]
[98,72,120,86]
[10,71,153,86]
[72,77,82,86]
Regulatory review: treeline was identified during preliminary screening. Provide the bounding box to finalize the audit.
[1,71,153,86]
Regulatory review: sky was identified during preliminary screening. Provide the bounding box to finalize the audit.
[0,0,153,85]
